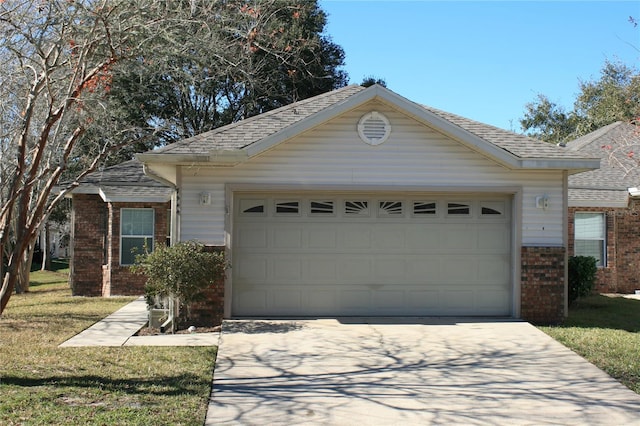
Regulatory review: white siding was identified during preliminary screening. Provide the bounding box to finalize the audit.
[178,101,566,246]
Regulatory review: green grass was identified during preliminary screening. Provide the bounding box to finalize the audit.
[0,269,216,425]
[539,294,640,394]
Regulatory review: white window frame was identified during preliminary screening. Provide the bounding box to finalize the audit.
[120,208,155,265]
[574,212,606,267]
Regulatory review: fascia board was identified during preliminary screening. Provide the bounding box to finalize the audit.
[519,158,601,171]
[568,199,629,208]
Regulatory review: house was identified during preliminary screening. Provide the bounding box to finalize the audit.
[566,121,640,294]
[68,159,173,297]
[71,84,599,324]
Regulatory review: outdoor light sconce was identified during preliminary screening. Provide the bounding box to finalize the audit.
[199,192,211,206]
[535,195,549,210]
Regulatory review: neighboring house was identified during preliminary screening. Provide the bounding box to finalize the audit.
[71,84,599,324]
[566,121,640,294]
[68,159,173,297]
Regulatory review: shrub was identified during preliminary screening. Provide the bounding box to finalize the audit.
[568,255,597,305]
[131,241,225,327]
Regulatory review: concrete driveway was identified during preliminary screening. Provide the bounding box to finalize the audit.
[206,318,640,425]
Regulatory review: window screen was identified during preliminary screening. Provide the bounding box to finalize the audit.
[574,212,605,266]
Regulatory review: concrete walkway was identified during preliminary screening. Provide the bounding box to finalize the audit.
[59,297,218,347]
[207,318,640,425]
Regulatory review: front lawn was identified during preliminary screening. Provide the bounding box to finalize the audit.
[539,294,640,394]
[0,269,216,425]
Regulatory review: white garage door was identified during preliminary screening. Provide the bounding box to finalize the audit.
[232,193,512,316]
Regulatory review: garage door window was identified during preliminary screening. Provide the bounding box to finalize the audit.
[447,202,471,216]
[378,201,403,217]
[480,201,505,216]
[240,199,266,215]
[120,208,154,265]
[345,201,369,216]
[413,201,437,216]
[275,201,300,215]
[310,200,334,215]
[575,212,606,266]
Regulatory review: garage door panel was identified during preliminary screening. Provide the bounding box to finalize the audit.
[338,258,372,282]
[374,258,405,280]
[233,193,512,317]
[406,258,441,282]
[306,289,337,314]
[477,257,510,283]
[441,257,477,283]
[341,227,372,249]
[406,228,441,250]
[306,259,338,283]
[237,226,268,249]
[271,289,301,311]
[373,227,406,250]
[272,259,302,281]
[236,256,268,282]
[272,227,303,249]
[406,290,441,310]
[478,226,510,250]
[308,228,337,249]
[340,290,371,311]
[372,290,405,310]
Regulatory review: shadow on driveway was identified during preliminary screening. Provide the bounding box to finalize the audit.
[206,319,640,425]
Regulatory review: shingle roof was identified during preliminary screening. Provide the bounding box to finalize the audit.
[151,85,366,155]
[567,122,640,191]
[75,159,173,202]
[420,106,589,160]
[145,84,594,163]
[80,159,168,187]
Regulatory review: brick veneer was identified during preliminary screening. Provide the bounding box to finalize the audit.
[70,194,106,296]
[520,246,566,324]
[568,200,640,294]
[187,246,226,327]
[71,195,170,297]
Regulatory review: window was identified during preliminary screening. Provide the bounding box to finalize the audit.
[344,201,369,216]
[575,212,606,266]
[121,208,154,265]
[275,201,300,214]
[447,202,471,216]
[413,201,437,216]
[310,200,334,215]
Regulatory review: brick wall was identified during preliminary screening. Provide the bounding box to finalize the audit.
[187,246,226,327]
[71,194,170,297]
[102,202,170,296]
[520,246,566,324]
[568,203,640,294]
[70,194,106,296]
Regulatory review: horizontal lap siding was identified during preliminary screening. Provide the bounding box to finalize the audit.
[179,102,565,246]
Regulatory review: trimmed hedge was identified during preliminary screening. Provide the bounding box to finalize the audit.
[568,255,597,305]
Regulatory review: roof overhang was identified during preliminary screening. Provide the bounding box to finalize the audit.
[67,184,173,203]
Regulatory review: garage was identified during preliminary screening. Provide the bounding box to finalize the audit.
[232,192,512,317]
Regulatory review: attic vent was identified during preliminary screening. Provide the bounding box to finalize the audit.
[358,111,391,145]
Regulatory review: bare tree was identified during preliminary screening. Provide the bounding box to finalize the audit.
[0,0,192,313]
[0,0,347,314]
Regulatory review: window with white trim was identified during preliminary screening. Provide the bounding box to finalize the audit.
[574,212,606,266]
[121,208,154,265]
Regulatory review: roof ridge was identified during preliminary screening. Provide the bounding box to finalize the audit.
[567,121,624,151]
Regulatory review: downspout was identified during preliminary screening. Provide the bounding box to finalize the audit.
[142,164,179,245]
[563,170,569,318]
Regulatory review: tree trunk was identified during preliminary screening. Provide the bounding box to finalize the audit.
[14,244,34,294]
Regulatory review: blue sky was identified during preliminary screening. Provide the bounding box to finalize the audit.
[319,1,640,131]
